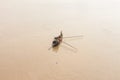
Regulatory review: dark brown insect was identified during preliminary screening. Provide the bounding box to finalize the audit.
[52,31,63,47]
[48,31,83,50]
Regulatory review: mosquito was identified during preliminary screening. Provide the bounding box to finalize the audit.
[48,31,83,50]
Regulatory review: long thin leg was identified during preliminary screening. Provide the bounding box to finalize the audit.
[62,41,77,49]
[48,46,52,50]
[63,35,83,38]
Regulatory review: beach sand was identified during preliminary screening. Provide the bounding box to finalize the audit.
[0,0,120,80]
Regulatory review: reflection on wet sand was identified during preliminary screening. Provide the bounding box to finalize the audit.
[52,45,60,53]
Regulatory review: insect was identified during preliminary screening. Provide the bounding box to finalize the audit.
[48,31,83,50]
[52,31,63,47]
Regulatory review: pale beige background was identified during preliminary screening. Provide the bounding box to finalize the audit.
[0,0,120,80]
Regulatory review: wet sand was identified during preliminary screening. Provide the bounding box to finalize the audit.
[0,0,120,80]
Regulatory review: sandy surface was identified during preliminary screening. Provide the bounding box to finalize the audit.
[0,0,120,80]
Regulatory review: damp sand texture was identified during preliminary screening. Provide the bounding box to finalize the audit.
[0,0,120,80]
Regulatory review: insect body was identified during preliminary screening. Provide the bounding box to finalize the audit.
[52,31,63,47]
